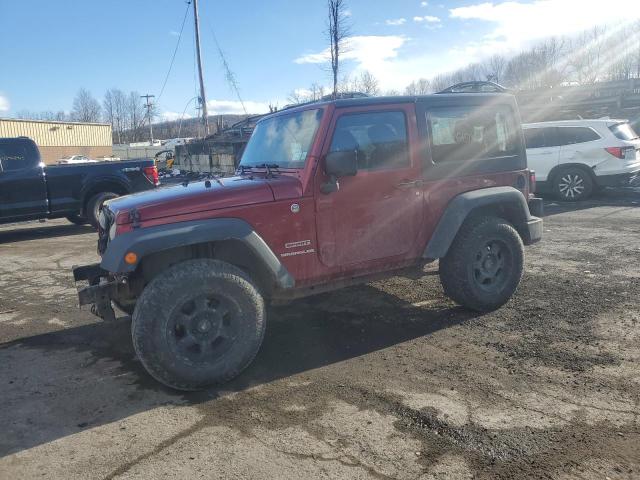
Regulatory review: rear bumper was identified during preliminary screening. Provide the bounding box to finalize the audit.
[73,263,118,322]
[595,169,640,187]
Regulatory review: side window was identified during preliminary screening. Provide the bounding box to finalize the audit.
[556,127,600,145]
[428,105,518,164]
[524,128,547,149]
[0,141,32,171]
[329,111,409,170]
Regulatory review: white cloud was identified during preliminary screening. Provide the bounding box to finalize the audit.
[414,15,441,23]
[157,111,192,123]
[207,99,271,115]
[169,30,180,37]
[295,35,407,66]
[450,0,640,55]
[421,1,428,6]
[386,18,407,26]
[0,94,9,113]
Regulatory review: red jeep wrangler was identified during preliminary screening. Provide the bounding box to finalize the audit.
[74,93,543,390]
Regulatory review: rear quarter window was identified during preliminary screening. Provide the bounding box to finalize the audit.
[0,139,39,171]
[609,123,639,141]
[428,105,519,164]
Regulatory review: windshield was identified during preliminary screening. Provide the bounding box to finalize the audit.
[240,108,323,169]
[609,123,639,141]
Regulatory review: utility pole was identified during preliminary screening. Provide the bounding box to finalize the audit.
[141,94,155,144]
[193,0,209,136]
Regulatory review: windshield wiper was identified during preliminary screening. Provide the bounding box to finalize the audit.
[239,163,280,178]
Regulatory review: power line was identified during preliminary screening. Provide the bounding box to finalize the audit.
[156,1,192,103]
[207,21,247,115]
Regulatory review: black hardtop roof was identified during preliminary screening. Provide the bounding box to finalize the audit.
[262,92,516,121]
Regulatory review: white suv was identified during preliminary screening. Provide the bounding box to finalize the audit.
[523,119,640,201]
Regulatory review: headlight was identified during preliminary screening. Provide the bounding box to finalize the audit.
[98,210,107,229]
[109,221,117,240]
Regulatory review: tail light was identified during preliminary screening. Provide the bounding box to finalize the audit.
[529,170,537,194]
[143,165,160,186]
[605,146,633,159]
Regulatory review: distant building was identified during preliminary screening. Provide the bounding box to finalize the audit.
[0,118,112,164]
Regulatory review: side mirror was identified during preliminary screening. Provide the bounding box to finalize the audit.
[321,150,358,194]
[325,150,358,177]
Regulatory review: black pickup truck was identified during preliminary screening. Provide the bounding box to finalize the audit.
[0,137,159,227]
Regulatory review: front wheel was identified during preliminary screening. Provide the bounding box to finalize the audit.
[440,216,524,312]
[131,259,266,391]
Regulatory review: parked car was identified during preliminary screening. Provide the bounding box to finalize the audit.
[73,93,543,390]
[523,119,640,201]
[0,137,159,228]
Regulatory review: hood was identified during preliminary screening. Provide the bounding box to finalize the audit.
[106,174,302,224]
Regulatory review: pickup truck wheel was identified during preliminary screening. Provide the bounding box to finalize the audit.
[440,216,524,313]
[131,259,266,391]
[65,214,88,225]
[553,167,593,201]
[86,192,119,228]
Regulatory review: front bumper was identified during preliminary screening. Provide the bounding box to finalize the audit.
[73,263,119,322]
[522,197,543,245]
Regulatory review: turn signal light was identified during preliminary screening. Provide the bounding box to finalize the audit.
[124,252,138,265]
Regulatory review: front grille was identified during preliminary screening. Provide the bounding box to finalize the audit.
[97,207,114,255]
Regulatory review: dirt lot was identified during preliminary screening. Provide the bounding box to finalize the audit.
[0,189,639,479]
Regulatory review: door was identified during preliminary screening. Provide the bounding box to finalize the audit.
[556,126,602,168]
[0,139,48,220]
[315,106,424,267]
[523,127,560,181]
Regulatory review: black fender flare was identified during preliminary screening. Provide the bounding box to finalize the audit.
[423,186,535,259]
[81,176,131,205]
[100,218,294,289]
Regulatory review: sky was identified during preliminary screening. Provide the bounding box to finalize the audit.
[1,0,640,121]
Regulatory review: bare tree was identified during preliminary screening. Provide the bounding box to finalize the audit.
[127,91,145,143]
[482,55,507,84]
[431,74,452,92]
[354,71,380,96]
[327,0,350,99]
[71,88,102,123]
[15,110,68,121]
[405,78,431,95]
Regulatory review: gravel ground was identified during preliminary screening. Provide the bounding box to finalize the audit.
[0,189,639,479]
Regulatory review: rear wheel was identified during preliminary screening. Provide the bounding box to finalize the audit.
[131,259,266,391]
[440,216,524,312]
[86,191,119,228]
[553,167,593,201]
